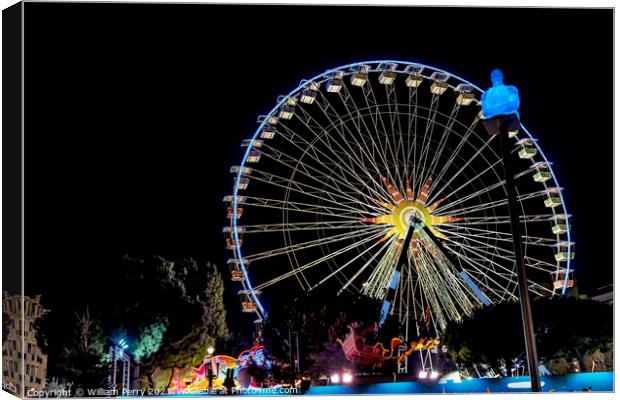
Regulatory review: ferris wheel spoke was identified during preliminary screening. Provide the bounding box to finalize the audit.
[406,88,421,191]
[361,237,401,299]
[249,166,383,215]
[246,224,388,264]
[239,220,370,234]
[312,90,394,194]
[444,229,527,264]
[276,122,388,203]
[444,232,558,276]
[432,161,543,214]
[288,104,394,203]
[254,227,389,291]
[527,280,554,296]
[436,225,558,247]
[421,102,463,193]
[364,79,402,189]
[311,236,394,293]
[413,93,442,195]
[335,236,398,295]
[334,87,399,199]
[436,267,480,312]
[382,82,407,192]
[387,86,408,194]
[441,245,519,302]
[418,240,483,309]
[340,83,395,189]
[430,159,504,212]
[439,188,550,217]
[414,248,455,329]
[359,83,400,189]
[441,213,559,226]
[427,134,498,204]
[413,250,447,325]
[418,246,477,317]
[259,134,392,207]
[337,89,392,180]
[427,114,482,196]
[242,196,373,219]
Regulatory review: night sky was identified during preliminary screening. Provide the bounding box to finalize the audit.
[16,5,612,328]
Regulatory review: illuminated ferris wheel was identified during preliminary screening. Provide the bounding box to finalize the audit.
[223,60,573,345]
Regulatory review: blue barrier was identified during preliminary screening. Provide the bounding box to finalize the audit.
[307,372,614,395]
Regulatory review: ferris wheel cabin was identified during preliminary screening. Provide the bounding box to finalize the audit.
[350,64,370,87]
[278,104,295,120]
[378,63,398,85]
[543,187,563,208]
[224,194,246,219]
[455,84,476,106]
[429,72,449,95]
[403,64,424,87]
[516,138,538,159]
[223,226,245,250]
[227,258,250,282]
[260,125,277,139]
[257,114,278,126]
[549,214,571,235]
[299,80,319,104]
[326,71,345,93]
[238,290,261,313]
[553,241,575,262]
[532,161,553,183]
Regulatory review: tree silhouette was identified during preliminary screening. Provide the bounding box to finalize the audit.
[442,297,612,376]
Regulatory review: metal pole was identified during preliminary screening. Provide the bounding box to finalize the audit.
[497,118,541,392]
[289,328,296,388]
[109,346,117,390]
[396,221,416,272]
[207,356,213,392]
[393,220,417,374]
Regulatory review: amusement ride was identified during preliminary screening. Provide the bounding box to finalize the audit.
[223,60,573,377]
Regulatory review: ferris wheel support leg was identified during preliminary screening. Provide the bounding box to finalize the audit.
[494,114,541,393]
[378,221,416,329]
[378,221,417,374]
[414,220,491,306]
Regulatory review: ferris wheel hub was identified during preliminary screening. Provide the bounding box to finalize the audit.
[393,201,428,239]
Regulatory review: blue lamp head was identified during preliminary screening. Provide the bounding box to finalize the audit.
[490,69,504,86]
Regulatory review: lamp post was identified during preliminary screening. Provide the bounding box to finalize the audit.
[481,69,541,392]
[207,346,215,391]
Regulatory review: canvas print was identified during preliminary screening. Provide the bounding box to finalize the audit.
[2,2,613,397]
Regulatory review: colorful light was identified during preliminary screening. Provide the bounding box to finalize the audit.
[362,176,462,250]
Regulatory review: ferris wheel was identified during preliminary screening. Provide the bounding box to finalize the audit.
[223,60,573,346]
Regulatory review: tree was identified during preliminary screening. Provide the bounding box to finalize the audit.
[442,297,613,376]
[111,256,231,390]
[37,308,109,390]
[36,256,231,391]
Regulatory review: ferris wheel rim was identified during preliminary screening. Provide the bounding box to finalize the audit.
[231,60,573,320]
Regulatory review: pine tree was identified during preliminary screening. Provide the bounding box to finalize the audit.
[61,309,109,390]
[203,262,230,341]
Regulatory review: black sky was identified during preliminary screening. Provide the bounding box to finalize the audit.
[19,5,612,323]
